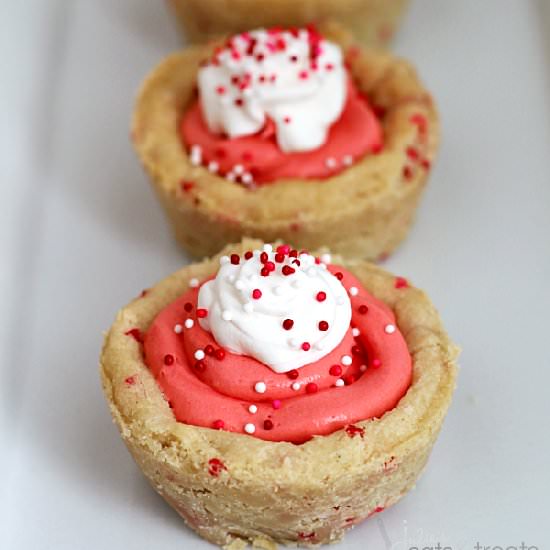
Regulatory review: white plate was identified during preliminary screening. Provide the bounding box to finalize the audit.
[1,1,549,548]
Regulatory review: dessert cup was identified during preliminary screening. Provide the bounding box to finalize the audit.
[167,0,410,50]
[132,24,439,261]
[100,239,458,548]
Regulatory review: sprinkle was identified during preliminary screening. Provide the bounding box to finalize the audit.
[212,419,225,429]
[335,378,345,387]
[189,278,199,288]
[336,296,346,305]
[291,382,301,391]
[163,354,175,365]
[233,164,244,175]
[184,319,194,329]
[208,161,219,173]
[343,155,353,166]
[318,320,329,331]
[403,166,413,180]
[360,365,367,372]
[358,304,368,315]
[194,360,205,372]
[352,328,360,337]
[222,310,233,321]
[220,256,230,265]
[329,365,343,376]
[283,116,291,124]
[215,348,226,360]
[287,369,299,379]
[194,350,205,360]
[394,276,409,289]
[406,146,419,161]
[241,172,254,185]
[282,265,295,276]
[385,324,396,334]
[252,289,262,299]
[273,285,284,296]
[352,345,362,355]
[205,345,215,355]
[125,328,143,343]
[244,251,253,260]
[226,172,236,182]
[301,342,311,351]
[307,267,317,277]
[372,358,382,368]
[320,253,332,264]
[234,98,244,107]
[235,279,245,290]
[316,291,327,302]
[272,399,282,409]
[248,405,258,414]
[343,374,355,385]
[349,286,359,296]
[298,70,309,80]
[325,157,337,169]
[263,419,274,430]
[254,381,267,394]
[282,318,294,330]
[243,302,254,313]
[341,355,352,366]
[197,308,208,318]
[174,324,183,334]
[277,244,291,254]
[244,423,256,434]
[230,253,240,265]
[305,382,318,394]
[334,272,344,280]
[184,302,193,312]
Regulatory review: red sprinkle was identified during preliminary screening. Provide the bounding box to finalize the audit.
[181,180,194,193]
[282,318,294,330]
[276,244,291,254]
[316,291,327,302]
[260,267,270,277]
[215,348,226,360]
[290,55,298,63]
[212,419,225,430]
[265,261,276,272]
[289,249,298,258]
[208,458,227,477]
[124,328,143,343]
[287,369,299,380]
[230,254,240,265]
[318,320,329,331]
[406,146,419,160]
[298,70,309,80]
[197,308,208,318]
[329,365,343,376]
[274,253,285,263]
[301,342,311,351]
[358,305,369,315]
[282,265,295,276]
[345,424,365,438]
[272,399,282,409]
[260,251,268,263]
[194,360,206,372]
[184,302,193,312]
[244,251,253,260]
[334,272,344,281]
[204,344,215,355]
[410,113,428,133]
[403,166,414,180]
[343,374,356,385]
[305,382,318,394]
[352,345,362,355]
[263,419,274,430]
[372,358,382,368]
[252,289,262,299]
[234,98,244,107]
[163,354,175,365]
[215,85,226,95]
[325,63,334,71]
[283,116,291,124]
[395,276,409,289]
[124,375,137,385]
[421,158,431,170]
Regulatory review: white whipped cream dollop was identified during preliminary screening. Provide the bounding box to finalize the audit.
[197,28,347,153]
[197,245,351,373]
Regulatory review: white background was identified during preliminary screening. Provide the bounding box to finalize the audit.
[1,1,549,549]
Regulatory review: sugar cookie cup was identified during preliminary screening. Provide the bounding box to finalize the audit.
[167,0,410,50]
[132,25,439,260]
[100,240,458,548]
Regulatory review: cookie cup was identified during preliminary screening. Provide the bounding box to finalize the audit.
[100,239,458,548]
[132,25,439,261]
[167,0,409,50]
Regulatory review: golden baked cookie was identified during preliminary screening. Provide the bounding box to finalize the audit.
[100,239,458,548]
[132,24,439,261]
[167,0,410,50]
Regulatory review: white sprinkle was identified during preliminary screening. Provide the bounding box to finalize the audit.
[263,244,273,253]
[241,172,253,185]
[190,144,202,157]
[173,324,183,334]
[343,155,353,166]
[273,285,284,296]
[325,157,337,169]
[222,310,233,321]
[194,350,205,360]
[190,155,201,166]
[314,341,324,350]
[244,423,256,434]
[292,279,303,288]
[254,381,267,394]
[233,164,244,175]
[226,274,235,283]
[336,296,346,305]
[291,382,301,391]
[220,256,230,265]
[307,267,317,277]
[189,278,199,288]
[320,253,332,264]
[289,338,300,348]
[235,279,245,290]
[220,95,231,106]
[226,172,236,182]
[349,286,359,296]
[184,319,194,329]
[341,355,352,366]
[385,324,396,334]
[208,161,219,173]
[243,302,254,313]
[352,328,360,337]
[335,378,345,387]
[243,87,253,97]
[248,405,258,414]
[360,365,367,372]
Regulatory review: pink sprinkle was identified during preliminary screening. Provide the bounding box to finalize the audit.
[283,116,291,124]
[216,85,226,95]
[272,399,282,409]
[298,70,309,80]
[372,359,382,368]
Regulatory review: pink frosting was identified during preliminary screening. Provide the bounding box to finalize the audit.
[143,264,412,443]
[180,79,383,184]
